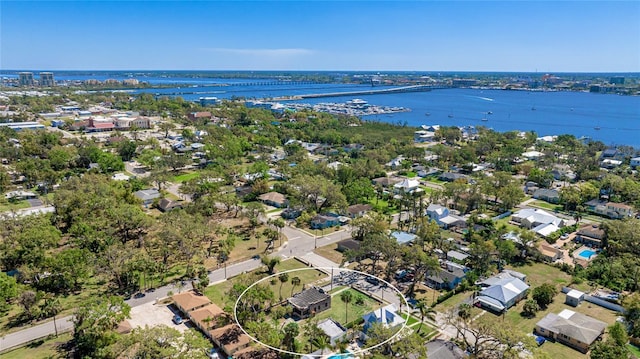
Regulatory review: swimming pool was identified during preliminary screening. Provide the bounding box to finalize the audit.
[327,352,355,359]
[577,249,596,260]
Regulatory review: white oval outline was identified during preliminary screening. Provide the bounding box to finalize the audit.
[233,266,410,357]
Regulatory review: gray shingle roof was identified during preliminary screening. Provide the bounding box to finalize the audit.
[288,287,329,309]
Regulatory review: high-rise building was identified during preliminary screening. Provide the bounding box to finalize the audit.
[18,72,35,87]
[39,72,55,87]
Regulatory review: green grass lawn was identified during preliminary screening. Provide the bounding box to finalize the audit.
[172,171,200,183]
[313,243,345,265]
[530,200,563,212]
[399,312,420,326]
[1,333,71,359]
[405,171,417,178]
[505,262,572,288]
[628,344,640,358]
[314,288,380,326]
[434,291,473,312]
[0,200,32,212]
[475,291,619,359]
[204,258,327,308]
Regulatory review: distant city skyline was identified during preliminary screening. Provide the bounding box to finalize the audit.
[1,1,639,72]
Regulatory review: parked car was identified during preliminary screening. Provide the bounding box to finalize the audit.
[207,348,220,359]
[172,315,183,325]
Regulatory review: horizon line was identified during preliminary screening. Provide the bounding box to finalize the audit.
[2,69,639,74]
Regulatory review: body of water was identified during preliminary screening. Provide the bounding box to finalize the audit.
[2,72,639,147]
[286,88,640,148]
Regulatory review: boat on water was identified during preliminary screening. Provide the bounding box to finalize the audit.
[594,126,601,130]
[425,112,431,116]
[531,106,536,111]
[486,111,493,115]
[448,114,454,118]
[481,118,488,122]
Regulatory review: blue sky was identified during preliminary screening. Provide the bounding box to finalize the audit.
[1,1,639,72]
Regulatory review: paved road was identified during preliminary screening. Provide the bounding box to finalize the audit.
[0,224,350,353]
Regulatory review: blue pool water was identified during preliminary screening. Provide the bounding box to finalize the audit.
[578,249,596,259]
[327,353,355,359]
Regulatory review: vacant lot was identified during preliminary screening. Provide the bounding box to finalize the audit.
[314,288,380,326]
[204,258,327,308]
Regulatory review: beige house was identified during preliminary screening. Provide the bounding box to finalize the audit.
[190,303,226,333]
[172,291,211,314]
[539,242,563,262]
[534,309,607,353]
[209,324,252,357]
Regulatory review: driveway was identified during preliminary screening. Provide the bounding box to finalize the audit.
[128,301,187,333]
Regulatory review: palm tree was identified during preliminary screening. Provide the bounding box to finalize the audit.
[278,273,289,301]
[290,276,301,297]
[340,290,354,324]
[261,255,280,274]
[415,298,435,333]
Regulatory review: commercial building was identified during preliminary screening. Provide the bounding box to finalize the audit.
[18,72,34,87]
[39,72,55,87]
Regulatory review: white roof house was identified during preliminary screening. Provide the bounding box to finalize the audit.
[317,318,347,345]
[362,303,404,333]
[522,151,545,160]
[394,178,421,192]
[512,208,565,230]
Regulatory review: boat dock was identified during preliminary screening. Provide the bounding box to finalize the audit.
[269,84,437,101]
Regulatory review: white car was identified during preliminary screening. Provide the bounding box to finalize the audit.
[207,348,220,359]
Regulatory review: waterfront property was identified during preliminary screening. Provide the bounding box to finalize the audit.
[534,309,607,353]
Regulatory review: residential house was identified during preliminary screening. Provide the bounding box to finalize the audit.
[172,291,211,314]
[600,158,623,169]
[423,339,466,359]
[187,111,212,121]
[534,309,606,353]
[281,208,301,220]
[157,198,182,212]
[288,287,331,319]
[521,151,544,161]
[386,156,405,169]
[425,268,465,290]
[475,273,529,313]
[427,204,449,222]
[585,199,635,219]
[190,303,226,333]
[393,178,421,194]
[317,318,347,345]
[133,189,161,207]
[511,208,564,229]
[209,324,252,357]
[538,242,563,262]
[391,231,417,245]
[439,172,468,182]
[631,157,640,169]
[347,204,372,218]
[533,188,560,204]
[310,214,340,230]
[575,224,605,248]
[446,250,469,264]
[414,130,436,143]
[372,176,401,189]
[362,303,404,334]
[4,190,37,201]
[600,148,618,159]
[258,192,288,208]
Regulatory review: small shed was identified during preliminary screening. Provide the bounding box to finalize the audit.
[565,289,585,307]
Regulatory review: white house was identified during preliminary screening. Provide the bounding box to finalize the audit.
[362,303,404,333]
[631,157,640,169]
[393,178,421,193]
[511,208,565,230]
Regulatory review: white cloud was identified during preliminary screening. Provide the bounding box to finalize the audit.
[202,48,315,57]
